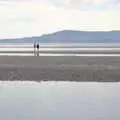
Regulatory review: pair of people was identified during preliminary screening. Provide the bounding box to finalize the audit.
[34,42,39,56]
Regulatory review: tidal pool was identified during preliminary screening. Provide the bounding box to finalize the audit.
[0,81,120,120]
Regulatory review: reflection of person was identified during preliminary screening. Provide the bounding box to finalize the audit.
[36,44,39,56]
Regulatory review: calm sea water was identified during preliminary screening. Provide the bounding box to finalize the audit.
[1,44,120,56]
[0,81,120,120]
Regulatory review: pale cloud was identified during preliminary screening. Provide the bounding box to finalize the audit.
[0,0,120,38]
[0,0,120,9]
[48,0,120,10]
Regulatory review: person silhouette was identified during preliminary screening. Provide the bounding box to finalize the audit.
[36,43,39,56]
[34,41,36,56]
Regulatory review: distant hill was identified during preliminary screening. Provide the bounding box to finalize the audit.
[0,30,120,43]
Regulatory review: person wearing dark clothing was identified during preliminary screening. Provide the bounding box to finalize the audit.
[37,44,39,50]
[36,44,39,56]
[34,42,36,56]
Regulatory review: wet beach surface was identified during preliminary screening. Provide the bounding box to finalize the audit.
[0,56,120,81]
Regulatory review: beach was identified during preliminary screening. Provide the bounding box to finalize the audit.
[0,56,120,81]
[1,44,120,82]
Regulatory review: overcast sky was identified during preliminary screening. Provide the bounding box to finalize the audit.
[0,0,120,38]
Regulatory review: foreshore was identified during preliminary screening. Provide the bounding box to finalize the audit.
[0,56,120,82]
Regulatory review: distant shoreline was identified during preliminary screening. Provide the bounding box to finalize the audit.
[0,30,120,44]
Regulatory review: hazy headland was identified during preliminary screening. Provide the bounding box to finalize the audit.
[0,30,120,44]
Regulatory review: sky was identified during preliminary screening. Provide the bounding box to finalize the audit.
[0,0,120,39]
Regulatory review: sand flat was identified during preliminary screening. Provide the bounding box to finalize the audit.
[0,56,120,81]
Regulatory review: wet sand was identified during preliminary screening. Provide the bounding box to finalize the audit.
[0,56,120,82]
[1,50,120,54]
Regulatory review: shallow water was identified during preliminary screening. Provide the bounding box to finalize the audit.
[1,47,120,51]
[0,81,120,120]
[1,44,120,56]
[2,53,120,56]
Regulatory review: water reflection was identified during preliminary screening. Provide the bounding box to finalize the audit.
[0,81,120,120]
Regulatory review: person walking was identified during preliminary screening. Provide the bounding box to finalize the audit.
[34,41,36,56]
[36,43,39,56]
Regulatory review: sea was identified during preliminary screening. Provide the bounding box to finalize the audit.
[0,81,120,120]
[1,43,120,56]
